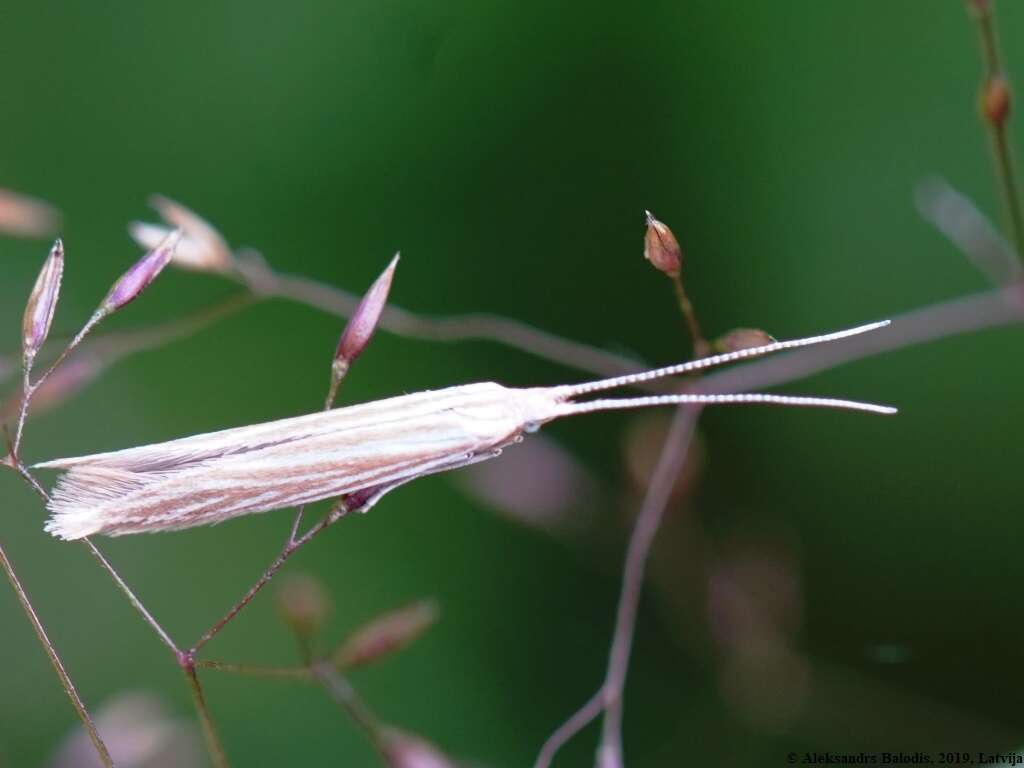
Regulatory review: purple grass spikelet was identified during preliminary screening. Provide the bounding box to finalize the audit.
[22,239,64,364]
[101,230,181,313]
[0,188,60,238]
[643,210,682,277]
[145,195,236,274]
[276,573,331,638]
[334,600,438,668]
[712,328,777,354]
[327,253,399,407]
[380,729,456,768]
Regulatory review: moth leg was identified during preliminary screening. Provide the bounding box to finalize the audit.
[331,479,413,521]
[328,446,508,522]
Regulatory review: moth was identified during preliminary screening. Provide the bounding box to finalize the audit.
[38,321,894,539]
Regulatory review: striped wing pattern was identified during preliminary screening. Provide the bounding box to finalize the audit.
[40,383,539,538]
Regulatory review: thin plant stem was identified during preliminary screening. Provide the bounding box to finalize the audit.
[183,661,230,768]
[191,498,348,654]
[534,688,606,768]
[596,407,699,766]
[991,123,1024,260]
[82,537,180,654]
[969,0,1024,261]
[0,539,113,767]
[325,374,342,411]
[4,294,253,434]
[913,175,1021,284]
[534,409,700,767]
[670,274,708,357]
[14,309,105,453]
[312,662,385,745]
[191,372,348,654]
[9,456,181,656]
[287,508,304,545]
[235,258,644,378]
[196,659,313,680]
[190,532,300,654]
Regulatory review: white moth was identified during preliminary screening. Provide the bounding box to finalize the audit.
[38,321,895,540]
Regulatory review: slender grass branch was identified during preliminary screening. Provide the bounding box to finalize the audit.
[14,309,105,454]
[183,660,230,768]
[597,408,699,766]
[83,538,180,655]
[968,0,1024,260]
[192,498,351,654]
[190,371,352,655]
[196,659,313,680]
[8,455,181,656]
[234,256,643,378]
[191,528,303,654]
[0,539,113,767]
[312,662,387,748]
[534,688,605,768]
[670,274,709,358]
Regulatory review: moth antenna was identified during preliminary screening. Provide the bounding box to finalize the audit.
[555,392,897,417]
[554,320,891,399]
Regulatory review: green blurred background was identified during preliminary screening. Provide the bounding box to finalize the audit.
[2,1,1023,765]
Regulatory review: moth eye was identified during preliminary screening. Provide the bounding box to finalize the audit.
[523,421,540,434]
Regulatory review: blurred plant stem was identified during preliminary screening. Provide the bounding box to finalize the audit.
[6,454,228,767]
[234,253,643,378]
[312,661,414,763]
[671,274,709,358]
[182,659,230,768]
[598,408,699,766]
[196,659,313,679]
[312,663,386,742]
[968,0,1024,261]
[0,539,113,767]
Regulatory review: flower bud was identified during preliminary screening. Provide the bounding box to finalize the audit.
[146,195,236,273]
[643,210,682,277]
[380,729,456,768]
[456,433,599,537]
[967,0,990,17]
[981,76,1011,128]
[0,188,59,238]
[712,328,776,354]
[22,239,64,363]
[623,412,704,505]
[102,230,180,312]
[129,222,226,275]
[334,599,437,668]
[49,692,203,768]
[335,254,399,368]
[275,573,330,638]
